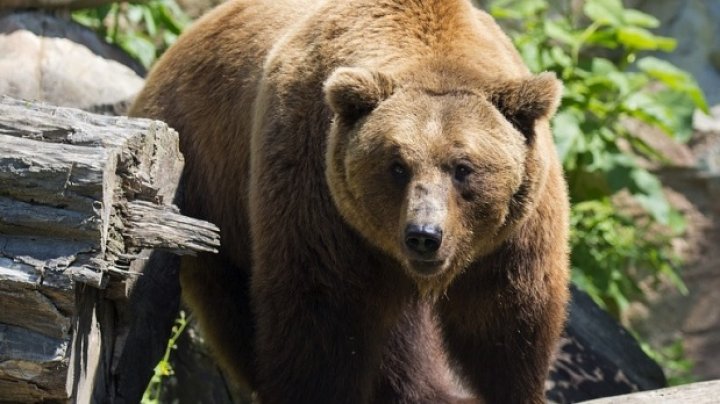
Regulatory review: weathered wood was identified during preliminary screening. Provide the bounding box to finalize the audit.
[124,201,220,256]
[581,380,720,403]
[0,95,219,402]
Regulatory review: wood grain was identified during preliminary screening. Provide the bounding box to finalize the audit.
[0,95,219,402]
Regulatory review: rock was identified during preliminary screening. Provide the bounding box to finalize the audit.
[546,285,667,403]
[693,105,720,134]
[0,0,117,10]
[615,0,720,106]
[0,12,145,113]
[581,379,720,404]
[693,106,720,188]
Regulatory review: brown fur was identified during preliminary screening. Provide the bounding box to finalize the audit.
[130,0,570,403]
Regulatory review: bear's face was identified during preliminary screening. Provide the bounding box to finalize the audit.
[324,67,560,291]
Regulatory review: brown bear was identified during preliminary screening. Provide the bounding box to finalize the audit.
[130,0,570,403]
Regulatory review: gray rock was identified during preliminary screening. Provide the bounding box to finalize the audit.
[0,12,145,113]
[633,0,720,106]
[694,105,720,138]
[0,0,117,11]
[546,285,667,404]
[692,106,720,205]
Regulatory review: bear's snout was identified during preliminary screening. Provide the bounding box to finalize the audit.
[402,181,450,276]
[404,224,443,255]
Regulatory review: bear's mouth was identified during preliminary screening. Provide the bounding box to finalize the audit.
[407,259,447,276]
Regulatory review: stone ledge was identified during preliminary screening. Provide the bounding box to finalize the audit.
[582,380,720,404]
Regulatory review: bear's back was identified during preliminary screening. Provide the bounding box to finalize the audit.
[130,0,319,265]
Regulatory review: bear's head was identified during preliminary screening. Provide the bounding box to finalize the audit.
[324,65,561,294]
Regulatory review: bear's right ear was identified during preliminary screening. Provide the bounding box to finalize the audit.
[488,72,563,143]
[324,67,395,123]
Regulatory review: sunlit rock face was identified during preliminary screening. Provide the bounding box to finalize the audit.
[625,0,720,105]
[0,12,145,114]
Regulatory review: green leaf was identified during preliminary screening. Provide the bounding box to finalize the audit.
[637,57,709,112]
[585,30,620,48]
[624,132,671,164]
[652,90,696,142]
[606,162,634,193]
[71,11,99,29]
[563,81,589,104]
[545,20,577,46]
[617,27,676,51]
[623,92,676,135]
[590,57,617,75]
[609,280,630,312]
[155,2,188,35]
[94,3,113,22]
[667,210,687,234]
[638,57,687,85]
[584,0,624,26]
[622,9,660,28]
[142,6,157,37]
[490,0,546,19]
[518,42,542,72]
[549,46,573,69]
[553,109,583,161]
[630,168,671,224]
[489,5,521,20]
[513,0,547,16]
[622,89,696,143]
[120,34,156,68]
[162,31,179,47]
[630,167,663,194]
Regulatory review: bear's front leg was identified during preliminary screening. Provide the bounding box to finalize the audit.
[437,244,569,404]
[251,259,406,404]
[373,299,482,404]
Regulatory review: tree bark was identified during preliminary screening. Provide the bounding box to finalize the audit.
[0,95,219,402]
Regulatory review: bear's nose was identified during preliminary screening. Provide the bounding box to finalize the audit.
[404,224,443,255]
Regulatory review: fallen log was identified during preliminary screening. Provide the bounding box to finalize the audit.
[582,379,720,403]
[0,95,219,402]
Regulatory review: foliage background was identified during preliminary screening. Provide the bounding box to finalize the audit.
[71,0,708,390]
[72,0,189,69]
[486,0,707,383]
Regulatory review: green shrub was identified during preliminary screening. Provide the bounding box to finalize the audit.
[72,0,190,68]
[488,0,707,383]
[488,0,706,315]
[141,310,189,404]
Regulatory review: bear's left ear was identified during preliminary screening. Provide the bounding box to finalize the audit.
[489,72,563,142]
[324,67,396,123]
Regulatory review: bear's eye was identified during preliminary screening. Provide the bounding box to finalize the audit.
[454,164,472,183]
[390,162,410,185]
